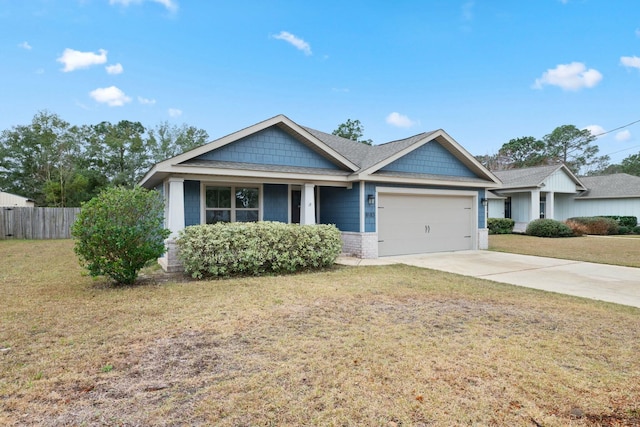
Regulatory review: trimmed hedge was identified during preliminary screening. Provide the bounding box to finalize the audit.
[526,219,574,238]
[487,218,515,235]
[601,216,638,228]
[176,222,342,278]
[566,217,619,235]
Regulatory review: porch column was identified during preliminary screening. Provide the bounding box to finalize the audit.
[300,183,316,225]
[530,189,540,221]
[167,177,185,238]
[546,191,555,220]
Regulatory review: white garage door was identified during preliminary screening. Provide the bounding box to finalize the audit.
[378,193,474,257]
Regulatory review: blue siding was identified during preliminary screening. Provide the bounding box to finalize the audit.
[380,141,477,178]
[184,180,201,226]
[263,184,288,222]
[320,183,360,232]
[476,189,486,228]
[195,126,339,169]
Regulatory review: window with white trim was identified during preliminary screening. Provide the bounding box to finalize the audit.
[205,185,259,224]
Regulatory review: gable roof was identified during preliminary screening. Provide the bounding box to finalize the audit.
[139,114,500,188]
[577,173,640,199]
[492,164,585,190]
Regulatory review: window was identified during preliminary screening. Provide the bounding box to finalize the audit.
[504,197,512,219]
[205,185,259,224]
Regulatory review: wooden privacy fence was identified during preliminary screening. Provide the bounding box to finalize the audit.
[0,207,81,240]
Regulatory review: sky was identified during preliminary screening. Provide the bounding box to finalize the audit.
[2,0,640,164]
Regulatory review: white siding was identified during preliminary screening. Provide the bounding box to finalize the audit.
[510,193,531,222]
[541,169,578,193]
[488,199,505,218]
[556,196,640,223]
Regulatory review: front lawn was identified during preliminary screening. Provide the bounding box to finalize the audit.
[489,234,640,268]
[1,240,639,426]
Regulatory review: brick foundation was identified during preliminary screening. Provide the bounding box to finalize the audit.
[341,232,378,259]
[158,239,184,273]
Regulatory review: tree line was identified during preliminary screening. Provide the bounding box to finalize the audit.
[477,124,640,176]
[0,111,208,207]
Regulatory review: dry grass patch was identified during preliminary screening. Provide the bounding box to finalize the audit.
[490,234,640,268]
[1,240,639,426]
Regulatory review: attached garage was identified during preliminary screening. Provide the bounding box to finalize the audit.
[377,188,477,257]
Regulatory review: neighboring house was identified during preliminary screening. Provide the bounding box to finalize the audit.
[139,114,501,271]
[488,164,640,231]
[0,191,35,207]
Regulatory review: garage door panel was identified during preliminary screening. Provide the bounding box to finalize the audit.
[378,193,473,256]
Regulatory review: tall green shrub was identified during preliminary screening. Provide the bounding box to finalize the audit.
[72,186,170,285]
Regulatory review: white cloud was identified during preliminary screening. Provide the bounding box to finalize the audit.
[105,63,123,75]
[386,112,417,128]
[168,108,182,117]
[636,28,640,37]
[109,0,178,12]
[533,62,602,91]
[616,130,632,141]
[18,41,32,50]
[138,96,156,105]
[89,86,131,106]
[620,56,640,70]
[272,31,312,55]
[584,125,605,138]
[57,48,107,72]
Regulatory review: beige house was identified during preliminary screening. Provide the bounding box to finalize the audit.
[0,191,35,207]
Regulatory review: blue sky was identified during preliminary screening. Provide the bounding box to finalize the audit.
[3,0,640,164]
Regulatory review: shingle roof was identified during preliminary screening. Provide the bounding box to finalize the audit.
[300,126,438,171]
[492,164,564,188]
[577,173,640,199]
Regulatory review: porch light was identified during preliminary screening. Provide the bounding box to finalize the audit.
[368,194,375,205]
[481,197,488,207]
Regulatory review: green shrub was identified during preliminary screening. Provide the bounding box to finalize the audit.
[601,216,638,228]
[487,218,515,234]
[176,222,342,278]
[567,217,619,235]
[633,226,640,235]
[526,219,575,238]
[618,226,631,235]
[72,186,170,285]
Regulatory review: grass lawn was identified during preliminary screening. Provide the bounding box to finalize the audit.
[1,240,639,426]
[490,234,640,268]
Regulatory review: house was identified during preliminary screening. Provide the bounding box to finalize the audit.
[488,164,640,231]
[0,191,35,207]
[139,114,501,271]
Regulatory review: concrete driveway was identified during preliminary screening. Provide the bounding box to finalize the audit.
[337,251,640,308]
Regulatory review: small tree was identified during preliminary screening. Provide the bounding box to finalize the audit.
[72,186,170,285]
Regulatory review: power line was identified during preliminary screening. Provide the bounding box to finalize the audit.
[593,117,640,137]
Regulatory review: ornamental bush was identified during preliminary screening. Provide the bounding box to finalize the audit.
[487,218,515,234]
[176,222,342,279]
[566,217,619,235]
[526,219,575,238]
[601,216,638,228]
[72,186,170,285]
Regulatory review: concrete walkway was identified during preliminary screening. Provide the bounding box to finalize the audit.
[337,251,640,308]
